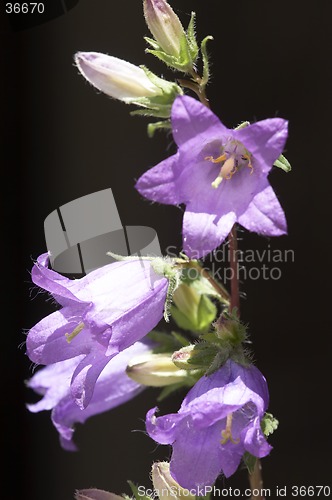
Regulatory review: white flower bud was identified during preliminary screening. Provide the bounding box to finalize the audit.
[126,353,189,386]
[151,462,195,500]
[75,52,163,102]
[143,0,186,58]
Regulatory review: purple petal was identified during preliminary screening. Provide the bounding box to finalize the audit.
[146,407,184,445]
[238,183,287,236]
[52,342,150,448]
[242,416,272,458]
[170,419,225,490]
[135,154,183,205]
[27,356,84,412]
[182,207,236,258]
[28,342,149,450]
[26,308,92,364]
[78,259,168,332]
[32,253,87,307]
[234,118,288,174]
[70,348,114,409]
[171,96,227,148]
[182,361,269,415]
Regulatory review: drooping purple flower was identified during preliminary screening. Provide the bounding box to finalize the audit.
[136,95,288,258]
[27,341,151,451]
[146,360,271,490]
[26,253,169,409]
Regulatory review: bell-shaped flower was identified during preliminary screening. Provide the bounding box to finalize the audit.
[136,95,288,258]
[27,341,151,451]
[146,360,271,490]
[26,253,169,409]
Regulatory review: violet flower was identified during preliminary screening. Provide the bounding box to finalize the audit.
[26,253,169,409]
[27,341,151,451]
[136,95,288,258]
[146,360,271,490]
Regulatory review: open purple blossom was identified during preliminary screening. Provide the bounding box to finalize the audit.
[27,341,151,451]
[136,95,288,258]
[26,253,169,409]
[146,360,271,490]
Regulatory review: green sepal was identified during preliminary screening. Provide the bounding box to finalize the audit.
[147,120,171,138]
[145,32,195,74]
[151,257,182,322]
[261,412,279,436]
[186,12,199,63]
[243,452,257,474]
[127,481,153,500]
[171,294,217,333]
[200,35,214,88]
[144,36,162,51]
[274,153,291,172]
[129,66,182,119]
[130,105,172,119]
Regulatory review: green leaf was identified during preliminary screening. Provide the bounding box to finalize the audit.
[261,412,279,436]
[274,153,291,172]
[243,452,257,474]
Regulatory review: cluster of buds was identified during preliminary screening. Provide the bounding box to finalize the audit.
[75,0,212,134]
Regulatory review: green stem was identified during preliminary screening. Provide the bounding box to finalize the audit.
[178,68,210,109]
[229,224,240,313]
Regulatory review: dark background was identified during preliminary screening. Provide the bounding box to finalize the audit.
[2,1,331,498]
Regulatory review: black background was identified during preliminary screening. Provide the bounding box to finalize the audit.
[1,1,332,499]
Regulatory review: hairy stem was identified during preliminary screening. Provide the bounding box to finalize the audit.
[249,460,265,500]
[178,69,210,109]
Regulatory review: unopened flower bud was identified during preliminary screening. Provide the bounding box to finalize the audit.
[171,282,217,333]
[143,0,186,58]
[171,345,197,370]
[75,489,122,500]
[151,462,195,500]
[126,353,190,386]
[75,52,163,102]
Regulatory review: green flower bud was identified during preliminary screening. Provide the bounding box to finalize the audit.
[171,283,217,333]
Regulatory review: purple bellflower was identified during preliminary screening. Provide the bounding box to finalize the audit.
[136,95,288,258]
[146,360,271,490]
[26,253,169,409]
[27,341,151,451]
